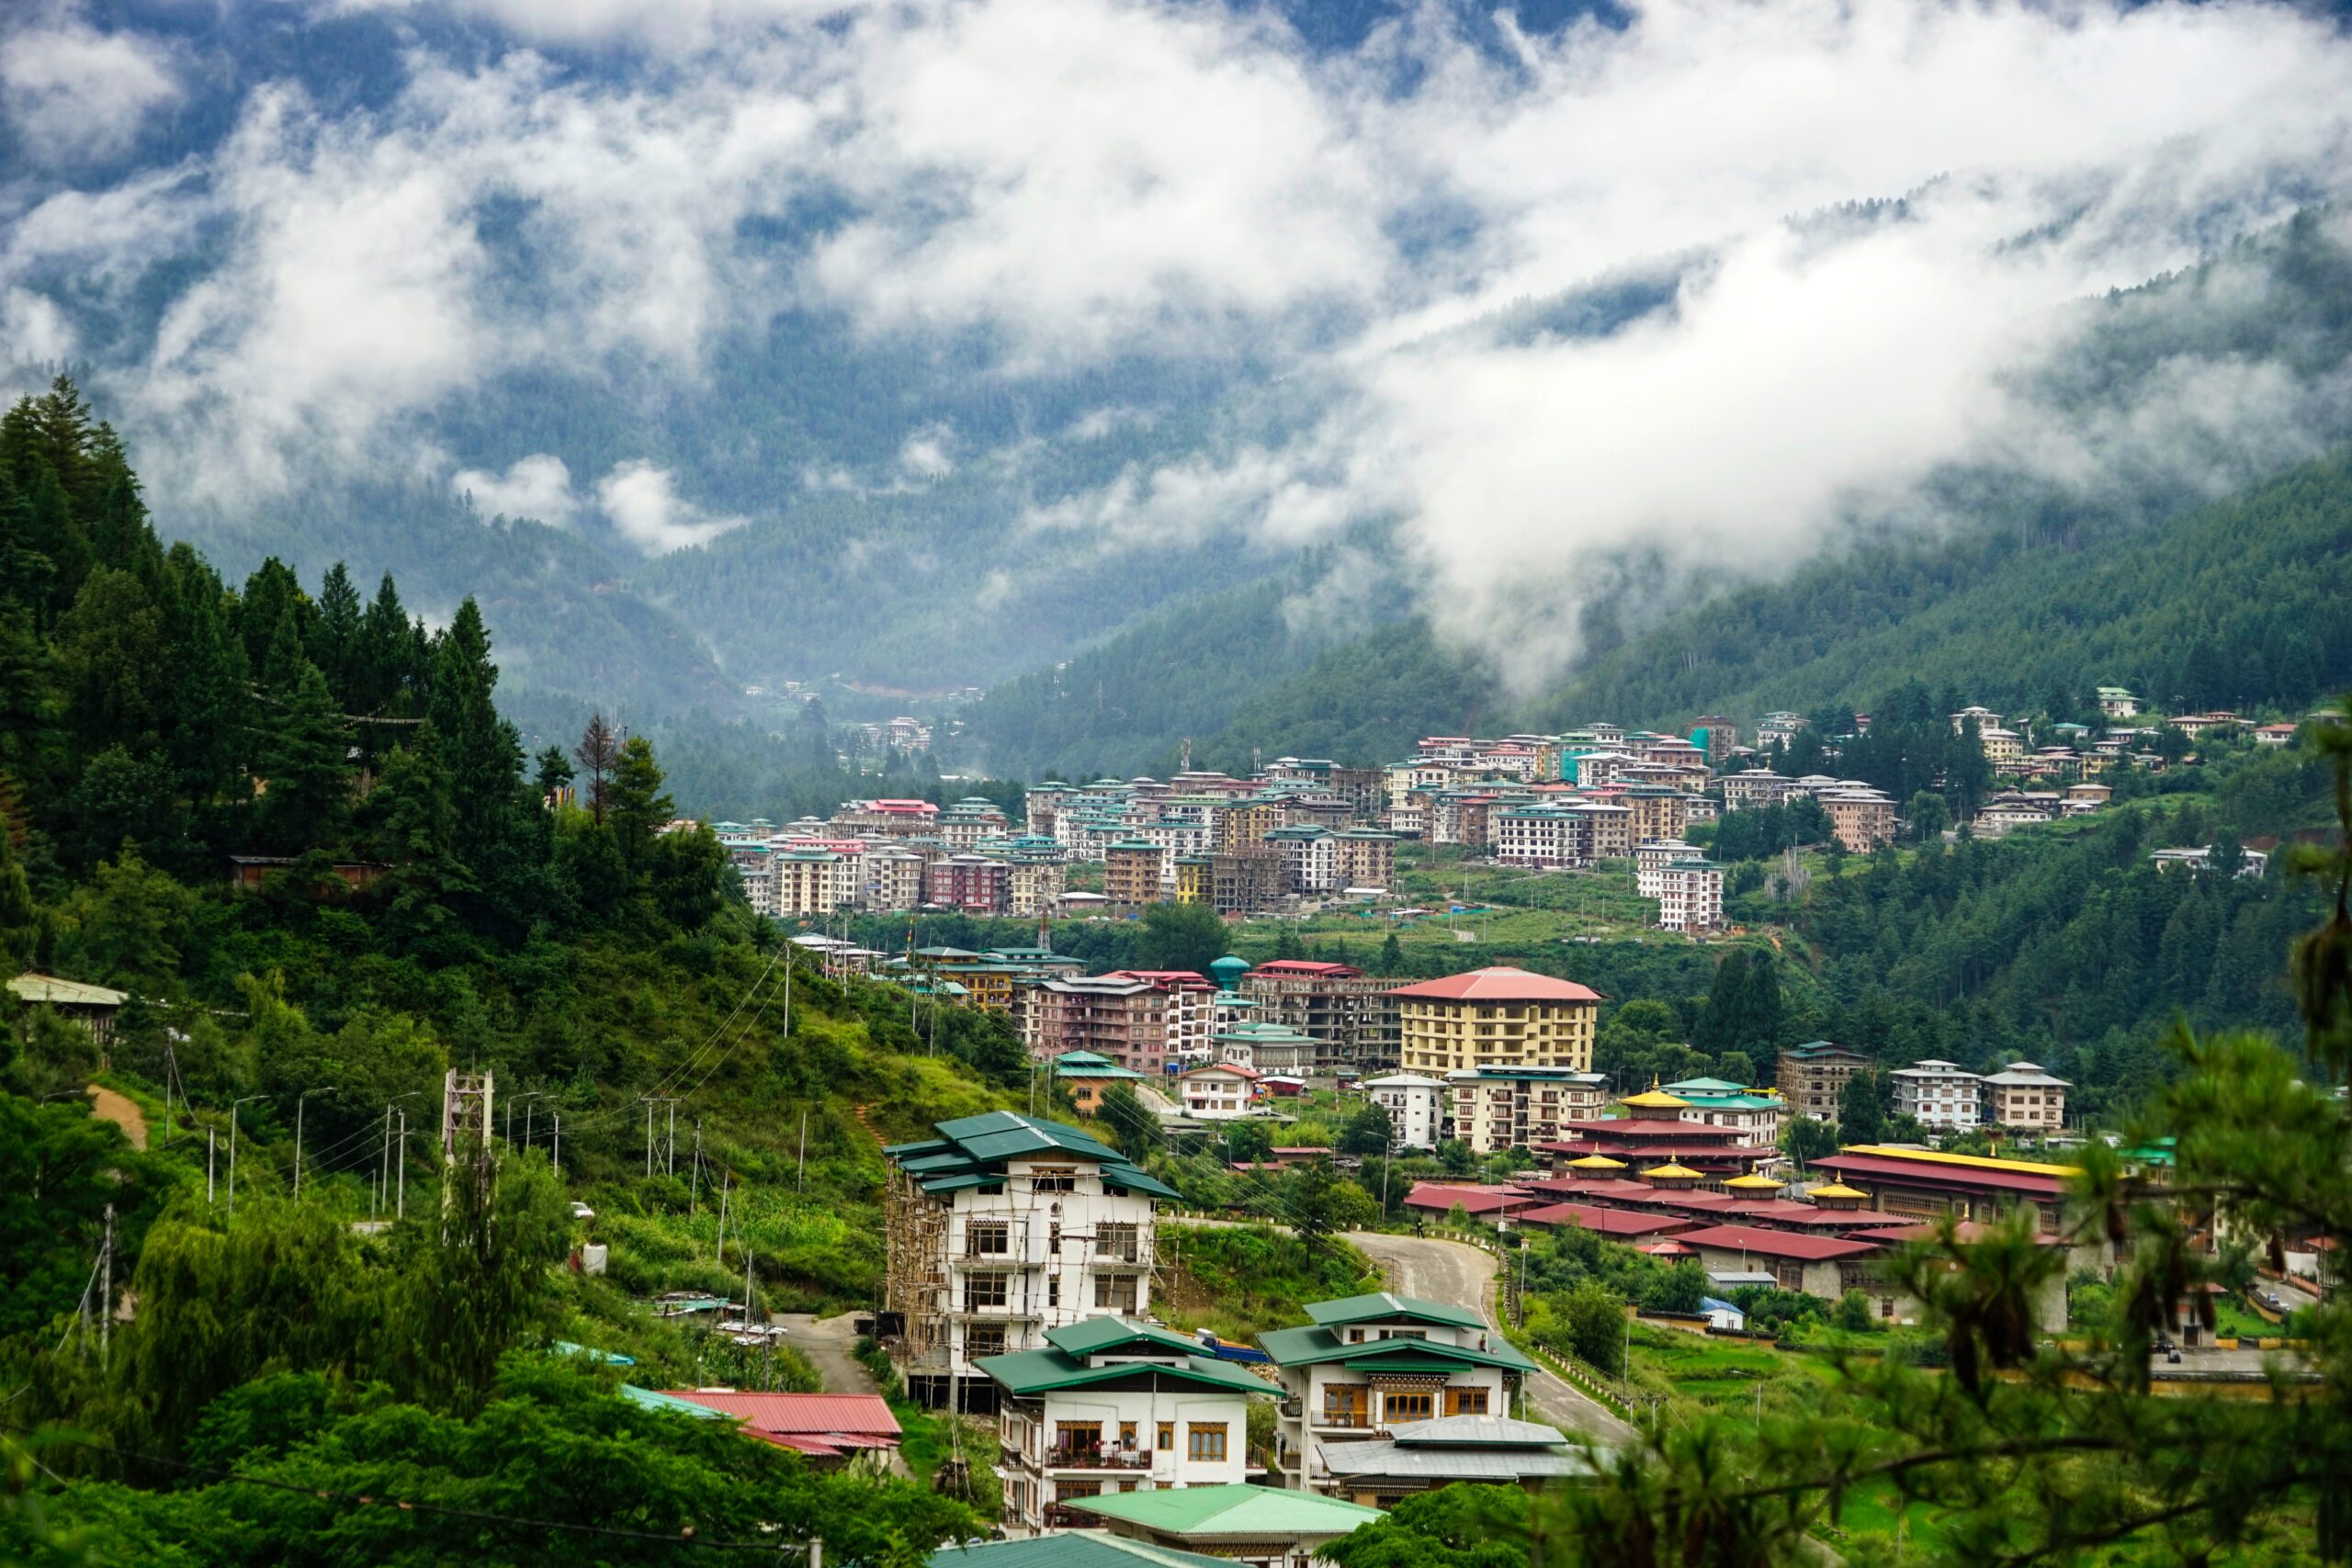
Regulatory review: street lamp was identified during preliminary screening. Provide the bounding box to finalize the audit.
[228,1096,266,1219]
[293,1088,339,1201]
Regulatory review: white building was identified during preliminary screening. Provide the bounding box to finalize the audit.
[982,1315,1272,1535]
[1262,1293,1538,1495]
[1889,1059,1984,1132]
[1444,1066,1609,1155]
[1178,1063,1260,1122]
[1650,858,1724,933]
[1634,840,1702,897]
[2150,846,2269,878]
[1360,1074,1450,1152]
[884,1112,1177,1407]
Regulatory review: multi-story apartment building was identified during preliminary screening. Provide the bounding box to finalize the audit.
[939,798,1012,850]
[862,845,929,911]
[1623,786,1693,846]
[1445,1066,1609,1154]
[883,1111,1177,1409]
[1976,728,2028,770]
[1210,850,1288,916]
[1950,705,2003,736]
[1029,973,1216,1077]
[1263,1294,1536,1495]
[1172,854,1214,905]
[1005,857,1068,919]
[926,854,1012,915]
[1392,968,1600,1076]
[1177,1062,1259,1120]
[1265,825,1341,894]
[1890,1059,1983,1131]
[1361,1073,1450,1150]
[1492,806,1588,867]
[1721,770,1803,812]
[1982,1061,2069,1133]
[1104,840,1167,910]
[1818,787,1898,851]
[1634,840,1704,897]
[1776,1042,1873,1125]
[1023,783,1074,836]
[986,1316,1272,1535]
[1240,960,1401,1073]
[1211,798,1284,853]
[773,847,844,915]
[1333,829,1398,891]
[1565,801,1634,859]
[831,798,942,838]
[1756,712,1806,748]
[1651,858,1724,933]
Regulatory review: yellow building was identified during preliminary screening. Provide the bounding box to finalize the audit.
[1390,966,1600,1075]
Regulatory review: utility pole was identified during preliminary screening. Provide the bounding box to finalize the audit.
[99,1202,114,1371]
[797,1110,808,1194]
[295,1086,336,1201]
[642,1100,655,1177]
[552,1111,560,1175]
[397,1110,408,1218]
[228,1096,262,1219]
[691,1120,704,1213]
[207,1126,216,1205]
[715,1170,730,1265]
[666,1100,678,1177]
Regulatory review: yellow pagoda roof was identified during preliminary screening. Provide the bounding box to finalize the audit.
[1723,1173,1786,1190]
[1620,1089,1690,1110]
[1567,1154,1628,1170]
[1642,1162,1705,1181]
[1807,1182,1870,1200]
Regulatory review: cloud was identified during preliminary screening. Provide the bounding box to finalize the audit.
[1,12,179,165]
[455,452,579,525]
[898,424,956,479]
[595,459,747,552]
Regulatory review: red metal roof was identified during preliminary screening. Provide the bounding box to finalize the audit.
[1515,1202,1695,1236]
[1250,961,1364,976]
[1673,1225,1884,1262]
[1386,967,1602,1003]
[1868,1220,2066,1247]
[1813,1152,2066,1200]
[1723,1201,1919,1229]
[659,1391,900,1454]
[1403,1181,1539,1215]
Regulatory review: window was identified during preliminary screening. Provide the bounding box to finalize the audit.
[1094,1274,1137,1313]
[1384,1392,1434,1422]
[1186,1424,1228,1462]
[966,1222,1010,1258]
[1095,1223,1141,1262]
[1444,1387,1488,1416]
[1047,1276,1061,1307]
[1157,1422,1174,1451]
[1048,1223,1061,1256]
[964,1273,1009,1310]
[1033,1169,1076,1193]
[1120,1422,1137,1450]
[966,1324,1008,1358]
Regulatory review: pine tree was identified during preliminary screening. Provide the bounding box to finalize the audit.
[236,558,310,676]
[259,660,352,852]
[572,714,619,822]
[606,735,673,873]
[311,563,363,707]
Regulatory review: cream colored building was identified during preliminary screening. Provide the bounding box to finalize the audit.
[1982,1061,2069,1133]
[1390,967,1600,1076]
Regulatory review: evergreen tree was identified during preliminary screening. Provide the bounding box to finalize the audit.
[311,562,363,705]
[236,558,311,676]
[572,713,619,823]
[54,566,169,757]
[606,735,673,873]
[426,599,528,883]
[259,660,353,852]
[1378,931,1406,974]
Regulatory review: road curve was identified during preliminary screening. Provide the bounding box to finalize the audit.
[1345,1230,1635,1446]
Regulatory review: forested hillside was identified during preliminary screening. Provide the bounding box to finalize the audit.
[0,383,1025,1558]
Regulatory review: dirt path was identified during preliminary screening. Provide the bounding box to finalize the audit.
[86,1084,149,1149]
[779,1311,913,1476]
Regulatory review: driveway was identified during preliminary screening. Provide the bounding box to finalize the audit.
[1346,1230,1635,1447]
[777,1311,912,1475]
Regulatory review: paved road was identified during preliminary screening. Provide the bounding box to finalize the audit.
[1345,1230,1635,1447]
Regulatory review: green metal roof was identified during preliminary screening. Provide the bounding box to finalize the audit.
[1101,1164,1182,1201]
[1338,1355,1469,1374]
[1068,1484,1380,1538]
[620,1384,728,1419]
[1256,1325,1535,1374]
[918,1173,1009,1194]
[1305,1292,1485,1331]
[975,1347,1272,1399]
[933,1531,1233,1568]
[1044,1316,1202,1359]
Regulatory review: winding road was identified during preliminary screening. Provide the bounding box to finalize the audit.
[1344,1230,1635,1446]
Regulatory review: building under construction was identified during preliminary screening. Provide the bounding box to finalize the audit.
[881,1111,1178,1411]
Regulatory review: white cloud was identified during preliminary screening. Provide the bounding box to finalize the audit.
[595,459,747,552]
[455,452,579,525]
[1,14,179,165]
[898,423,956,479]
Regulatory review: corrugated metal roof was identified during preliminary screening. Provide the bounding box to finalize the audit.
[1385,1414,1568,1447]
[1385,967,1601,1003]
[933,1530,1233,1568]
[1317,1439,1600,1483]
[8,973,129,1008]
[1069,1483,1381,1537]
[656,1390,900,1445]
[1305,1292,1485,1330]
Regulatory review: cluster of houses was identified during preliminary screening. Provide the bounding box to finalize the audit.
[878,1099,2120,1568]
[710,690,2288,942]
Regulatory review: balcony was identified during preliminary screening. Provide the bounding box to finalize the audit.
[1044,1445,1154,1472]
[1310,1409,1374,1430]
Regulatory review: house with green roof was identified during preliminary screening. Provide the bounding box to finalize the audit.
[884,1112,1181,1410]
[1067,1483,1380,1568]
[1055,1052,1146,1114]
[978,1316,1277,1536]
[933,1530,1233,1568]
[1259,1293,1535,1496]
